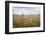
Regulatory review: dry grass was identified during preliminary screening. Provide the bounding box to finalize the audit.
[13,15,40,28]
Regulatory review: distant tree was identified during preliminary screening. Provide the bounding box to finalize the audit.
[13,14,15,16]
[22,13,23,16]
[38,14,40,16]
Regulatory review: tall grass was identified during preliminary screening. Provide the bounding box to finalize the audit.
[13,15,40,28]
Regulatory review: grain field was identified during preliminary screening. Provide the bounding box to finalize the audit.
[13,15,40,28]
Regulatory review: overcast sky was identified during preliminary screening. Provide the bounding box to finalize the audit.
[12,7,40,16]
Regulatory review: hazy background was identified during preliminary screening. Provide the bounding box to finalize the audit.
[12,7,40,16]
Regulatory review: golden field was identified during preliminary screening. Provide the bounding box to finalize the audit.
[13,15,40,28]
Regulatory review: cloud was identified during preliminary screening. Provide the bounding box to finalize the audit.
[12,7,40,16]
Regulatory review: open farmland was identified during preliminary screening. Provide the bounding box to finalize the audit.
[13,15,40,28]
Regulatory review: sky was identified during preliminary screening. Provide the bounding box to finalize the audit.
[12,7,40,16]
